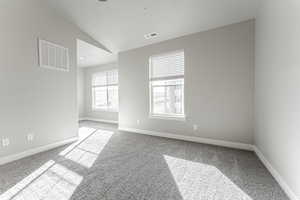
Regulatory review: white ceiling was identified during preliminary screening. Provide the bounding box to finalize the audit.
[47,0,258,66]
[77,39,117,67]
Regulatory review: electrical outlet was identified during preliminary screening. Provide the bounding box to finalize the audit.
[27,134,34,142]
[193,124,198,131]
[2,138,10,147]
[137,119,140,125]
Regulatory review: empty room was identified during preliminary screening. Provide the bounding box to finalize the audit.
[0,0,299,200]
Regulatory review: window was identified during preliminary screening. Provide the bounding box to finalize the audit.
[92,70,118,111]
[149,50,185,119]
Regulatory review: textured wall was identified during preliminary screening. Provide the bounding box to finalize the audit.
[119,20,254,144]
[77,68,85,118]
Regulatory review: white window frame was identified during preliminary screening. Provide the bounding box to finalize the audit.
[149,50,185,121]
[92,70,118,112]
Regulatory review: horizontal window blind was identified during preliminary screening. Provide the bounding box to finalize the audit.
[93,70,118,86]
[150,50,184,80]
[107,70,118,85]
[149,50,185,118]
[93,72,106,86]
[92,69,119,111]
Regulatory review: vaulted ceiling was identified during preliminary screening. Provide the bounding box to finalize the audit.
[46,0,258,67]
[77,39,117,67]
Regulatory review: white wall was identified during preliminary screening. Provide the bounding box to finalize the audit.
[0,0,102,158]
[81,63,119,122]
[255,0,300,199]
[119,20,254,144]
[77,68,85,118]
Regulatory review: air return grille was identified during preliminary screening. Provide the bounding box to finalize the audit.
[38,39,69,71]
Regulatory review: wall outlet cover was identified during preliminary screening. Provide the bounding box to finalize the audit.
[193,124,198,131]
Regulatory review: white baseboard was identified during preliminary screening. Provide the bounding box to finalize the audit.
[254,146,299,200]
[79,117,118,125]
[119,127,299,200]
[118,127,253,151]
[0,124,297,200]
[0,137,78,166]
[79,117,86,121]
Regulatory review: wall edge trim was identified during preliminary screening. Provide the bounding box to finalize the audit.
[254,146,299,200]
[118,126,253,151]
[0,137,78,166]
[119,126,299,199]
[79,117,118,124]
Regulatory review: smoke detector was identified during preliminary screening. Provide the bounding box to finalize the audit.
[144,32,158,39]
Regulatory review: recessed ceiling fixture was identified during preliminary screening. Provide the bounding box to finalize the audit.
[144,32,158,40]
[98,0,107,2]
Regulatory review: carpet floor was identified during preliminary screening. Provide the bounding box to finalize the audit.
[0,121,288,200]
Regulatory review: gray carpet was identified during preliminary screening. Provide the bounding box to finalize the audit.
[0,121,288,200]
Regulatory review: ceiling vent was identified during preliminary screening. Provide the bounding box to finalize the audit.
[144,32,158,40]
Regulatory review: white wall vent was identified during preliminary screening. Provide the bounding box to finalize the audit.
[38,39,69,71]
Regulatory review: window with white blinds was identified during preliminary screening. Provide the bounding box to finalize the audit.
[92,70,118,111]
[149,50,185,119]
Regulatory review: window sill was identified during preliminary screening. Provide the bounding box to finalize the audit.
[149,114,186,121]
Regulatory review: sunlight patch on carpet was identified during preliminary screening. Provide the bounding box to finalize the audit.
[62,129,114,168]
[0,161,82,200]
[163,155,253,200]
